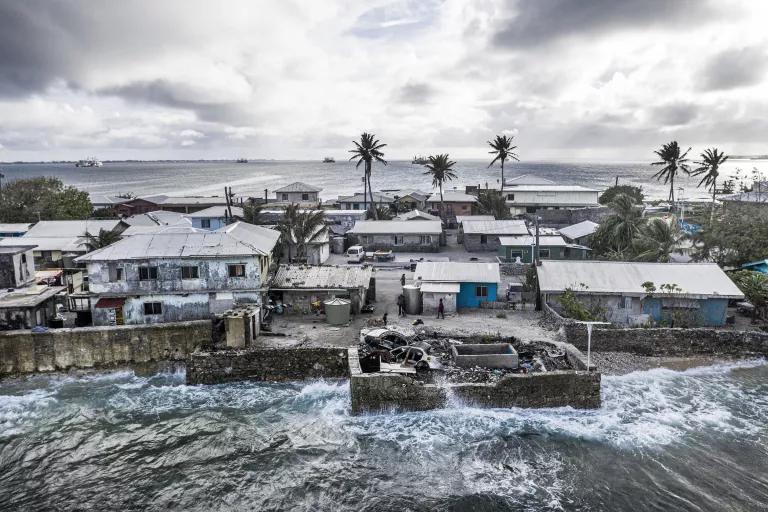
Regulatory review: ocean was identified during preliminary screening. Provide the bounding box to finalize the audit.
[2,159,767,202]
[1,361,767,510]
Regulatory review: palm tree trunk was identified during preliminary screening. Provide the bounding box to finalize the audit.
[500,159,505,192]
[669,175,675,211]
[363,166,368,214]
[710,179,716,227]
[367,167,377,220]
[439,182,445,222]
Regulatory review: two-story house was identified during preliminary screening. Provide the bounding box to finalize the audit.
[75,223,280,326]
[273,182,322,206]
[503,175,600,215]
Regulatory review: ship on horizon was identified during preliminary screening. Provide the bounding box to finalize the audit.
[411,155,428,165]
[75,157,103,168]
[323,156,335,163]
[236,158,248,163]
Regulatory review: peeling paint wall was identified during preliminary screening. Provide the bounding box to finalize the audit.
[0,249,35,288]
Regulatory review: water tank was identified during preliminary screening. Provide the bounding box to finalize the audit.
[324,297,351,325]
[331,236,346,254]
[403,284,422,315]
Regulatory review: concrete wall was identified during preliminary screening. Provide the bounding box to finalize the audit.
[186,347,349,384]
[0,249,35,288]
[190,217,228,230]
[278,288,364,315]
[423,291,457,314]
[352,234,440,252]
[276,191,320,203]
[0,320,210,376]
[463,233,504,252]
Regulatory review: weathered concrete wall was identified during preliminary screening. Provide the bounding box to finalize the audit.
[0,320,211,376]
[186,347,349,384]
[0,248,35,288]
[463,233,503,252]
[352,234,440,253]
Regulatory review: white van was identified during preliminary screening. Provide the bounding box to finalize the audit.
[346,245,365,263]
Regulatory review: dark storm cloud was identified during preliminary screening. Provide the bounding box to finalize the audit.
[699,47,768,90]
[492,0,710,48]
[397,82,436,104]
[650,102,700,126]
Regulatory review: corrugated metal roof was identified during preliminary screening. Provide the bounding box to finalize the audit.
[394,210,440,222]
[499,235,569,247]
[558,220,599,240]
[215,221,281,252]
[0,223,32,233]
[338,193,395,203]
[503,185,600,192]
[426,191,477,203]
[186,205,244,218]
[141,195,229,206]
[349,220,443,235]
[274,182,323,193]
[271,265,373,289]
[455,215,495,225]
[504,175,556,186]
[121,223,200,236]
[420,282,460,293]
[0,245,36,254]
[537,261,744,299]
[414,262,501,284]
[0,236,84,252]
[461,219,529,235]
[25,220,123,238]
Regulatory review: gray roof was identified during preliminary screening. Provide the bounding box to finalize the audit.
[338,192,395,203]
[76,228,277,262]
[462,219,529,235]
[504,174,556,186]
[123,210,189,227]
[414,262,501,284]
[537,261,744,299]
[25,220,124,238]
[349,220,443,235]
[274,182,322,193]
[558,220,600,240]
[394,210,440,222]
[0,223,32,233]
[120,223,199,236]
[499,235,570,247]
[0,245,37,254]
[215,221,281,253]
[186,205,244,218]
[455,215,495,225]
[503,185,600,192]
[426,190,477,203]
[0,236,85,253]
[271,265,373,289]
[140,195,229,206]
[0,285,65,309]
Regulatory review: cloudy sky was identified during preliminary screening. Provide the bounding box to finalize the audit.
[0,0,767,161]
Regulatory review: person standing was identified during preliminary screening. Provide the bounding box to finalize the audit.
[400,274,406,287]
[437,298,445,319]
[397,293,405,316]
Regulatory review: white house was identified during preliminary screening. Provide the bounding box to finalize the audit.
[503,175,600,215]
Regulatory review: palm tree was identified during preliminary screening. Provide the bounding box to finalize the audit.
[371,206,393,220]
[591,193,643,257]
[651,141,690,208]
[243,201,265,225]
[487,134,519,191]
[277,204,328,262]
[476,190,512,220]
[691,147,729,225]
[423,154,457,220]
[80,229,121,251]
[631,218,683,262]
[349,133,387,219]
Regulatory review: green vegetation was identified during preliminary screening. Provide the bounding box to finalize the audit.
[691,204,768,267]
[476,190,512,220]
[423,154,457,220]
[80,229,122,251]
[557,287,597,321]
[598,184,644,205]
[369,206,393,220]
[631,218,683,263]
[590,193,644,259]
[243,202,265,225]
[651,141,690,207]
[691,148,729,226]
[731,270,768,321]
[0,177,92,223]
[276,204,328,262]
[349,133,387,220]
[487,134,519,191]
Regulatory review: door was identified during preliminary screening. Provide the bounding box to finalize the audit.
[115,306,125,325]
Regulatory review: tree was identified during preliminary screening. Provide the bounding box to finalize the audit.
[476,190,512,220]
[691,147,729,226]
[651,141,690,208]
[691,204,768,267]
[0,177,92,223]
[368,206,393,220]
[80,229,122,251]
[91,207,118,219]
[423,154,457,221]
[349,133,387,220]
[487,134,519,191]
[599,185,644,205]
[631,218,683,262]
[731,270,768,322]
[276,204,328,262]
[243,202,265,225]
[590,193,644,258]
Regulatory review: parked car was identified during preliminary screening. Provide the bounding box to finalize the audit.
[347,245,365,263]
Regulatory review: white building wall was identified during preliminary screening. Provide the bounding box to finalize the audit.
[422,291,457,313]
[505,189,599,210]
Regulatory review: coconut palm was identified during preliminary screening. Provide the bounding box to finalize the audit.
[651,141,690,208]
[423,154,457,220]
[591,193,644,257]
[276,204,328,262]
[631,218,683,263]
[243,201,265,225]
[476,190,512,220]
[487,134,519,191]
[691,147,729,225]
[349,133,387,219]
[80,229,121,251]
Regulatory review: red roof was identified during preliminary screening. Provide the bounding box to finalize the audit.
[94,297,126,309]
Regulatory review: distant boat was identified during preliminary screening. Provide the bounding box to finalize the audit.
[75,157,103,168]
[323,157,335,163]
[236,158,248,163]
[411,155,428,165]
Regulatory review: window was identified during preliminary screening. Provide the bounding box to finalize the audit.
[302,193,309,201]
[200,219,211,229]
[143,302,162,315]
[138,266,158,280]
[394,235,404,245]
[282,193,289,201]
[480,234,488,245]
[476,285,488,298]
[228,264,246,277]
[509,250,523,260]
[420,235,432,244]
[539,249,551,259]
[181,266,199,279]
[109,266,124,282]
[507,193,515,201]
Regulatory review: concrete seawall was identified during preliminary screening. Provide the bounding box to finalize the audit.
[0,321,211,376]
[186,347,349,384]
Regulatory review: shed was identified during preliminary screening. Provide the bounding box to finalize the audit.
[270,265,374,314]
[414,262,501,311]
[558,220,599,244]
[348,221,442,252]
[461,219,529,252]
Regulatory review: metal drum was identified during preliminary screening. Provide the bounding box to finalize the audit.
[324,297,351,325]
[402,284,422,315]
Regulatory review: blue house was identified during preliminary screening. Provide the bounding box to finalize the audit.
[537,261,745,327]
[414,262,500,314]
[741,259,768,274]
[186,206,244,231]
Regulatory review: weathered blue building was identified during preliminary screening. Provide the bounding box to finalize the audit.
[414,262,500,314]
[187,206,244,231]
[741,259,768,274]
